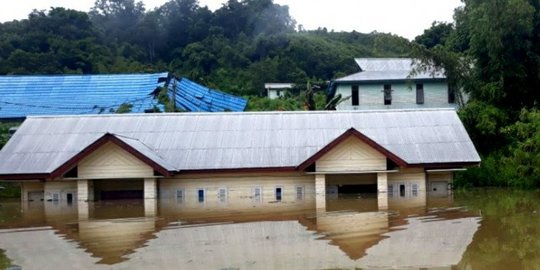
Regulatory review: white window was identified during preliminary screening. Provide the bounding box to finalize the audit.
[399,184,406,197]
[275,186,283,201]
[252,187,262,203]
[388,184,394,196]
[176,189,184,202]
[197,189,205,203]
[295,186,304,200]
[412,184,419,197]
[218,187,228,203]
[52,193,59,201]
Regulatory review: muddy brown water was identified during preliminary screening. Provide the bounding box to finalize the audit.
[0,189,538,270]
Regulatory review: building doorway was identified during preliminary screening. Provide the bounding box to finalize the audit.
[93,179,144,201]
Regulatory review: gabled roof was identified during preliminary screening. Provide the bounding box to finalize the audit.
[0,73,169,119]
[169,78,247,112]
[50,133,175,179]
[334,58,445,83]
[0,109,480,179]
[297,128,408,170]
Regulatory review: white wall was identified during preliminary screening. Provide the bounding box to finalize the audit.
[316,136,386,172]
[335,81,453,110]
[387,168,426,199]
[159,172,315,208]
[44,181,77,202]
[78,142,154,179]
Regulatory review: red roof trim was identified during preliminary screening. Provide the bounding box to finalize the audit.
[413,162,481,169]
[49,133,172,180]
[296,128,408,171]
[176,167,298,175]
[0,174,49,181]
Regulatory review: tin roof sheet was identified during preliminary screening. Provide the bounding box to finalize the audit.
[334,58,445,83]
[0,74,247,120]
[0,73,169,119]
[0,109,480,175]
[171,78,247,112]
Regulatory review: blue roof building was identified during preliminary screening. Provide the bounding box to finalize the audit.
[169,78,247,112]
[0,73,247,120]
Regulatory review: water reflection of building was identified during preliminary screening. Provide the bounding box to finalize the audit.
[0,193,480,270]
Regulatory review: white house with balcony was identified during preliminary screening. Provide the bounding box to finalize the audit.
[331,58,457,110]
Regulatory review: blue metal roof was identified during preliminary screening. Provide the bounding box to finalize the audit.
[0,73,169,119]
[0,73,247,119]
[170,78,247,112]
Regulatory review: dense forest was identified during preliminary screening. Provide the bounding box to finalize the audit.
[412,0,540,188]
[0,0,409,95]
[0,0,539,188]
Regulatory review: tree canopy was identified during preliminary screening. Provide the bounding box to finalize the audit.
[413,0,540,188]
[0,0,409,96]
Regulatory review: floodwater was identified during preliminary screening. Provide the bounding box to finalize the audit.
[0,189,538,270]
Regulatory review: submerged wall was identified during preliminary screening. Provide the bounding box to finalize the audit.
[159,172,316,212]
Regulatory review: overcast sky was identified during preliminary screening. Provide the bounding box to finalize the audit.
[0,0,462,40]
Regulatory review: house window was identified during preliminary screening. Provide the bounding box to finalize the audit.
[384,84,392,105]
[52,193,59,201]
[351,85,359,106]
[296,185,304,200]
[412,184,419,197]
[275,187,283,201]
[197,189,205,203]
[416,84,424,104]
[448,85,456,104]
[252,187,262,203]
[176,189,184,202]
[276,90,281,97]
[218,187,228,203]
[388,184,394,196]
[399,184,406,197]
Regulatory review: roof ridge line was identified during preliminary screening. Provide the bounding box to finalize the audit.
[26,108,457,119]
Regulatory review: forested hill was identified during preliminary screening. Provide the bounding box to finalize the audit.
[0,0,410,95]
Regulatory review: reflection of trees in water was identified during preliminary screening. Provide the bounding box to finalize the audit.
[456,189,540,269]
[0,249,12,269]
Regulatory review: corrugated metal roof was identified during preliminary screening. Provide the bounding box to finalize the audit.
[334,58,445,83]
[113,134,177,171]
[355,58,415,71]
[0,74,248,119]
[334,70,444,82]
[170,78,247,112]
[0,109,480,175]
[0,73,169,119]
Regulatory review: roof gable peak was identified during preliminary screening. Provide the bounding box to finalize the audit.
[297,128,408,171]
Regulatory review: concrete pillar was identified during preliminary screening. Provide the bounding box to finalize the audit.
[20,182,28,203]
[77,180,89,201]
[315,174,326,212]
[378,192,388,210]
[377,173,388,193]
[144,178,157,199]
[145,199,157,217]
[377,173,388,210]
[78,201,89,220]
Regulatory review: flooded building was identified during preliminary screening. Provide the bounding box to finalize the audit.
[329,58,458,110]
[0,109,480,210]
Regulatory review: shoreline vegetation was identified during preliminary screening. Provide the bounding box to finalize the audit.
[0,0,538,189]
